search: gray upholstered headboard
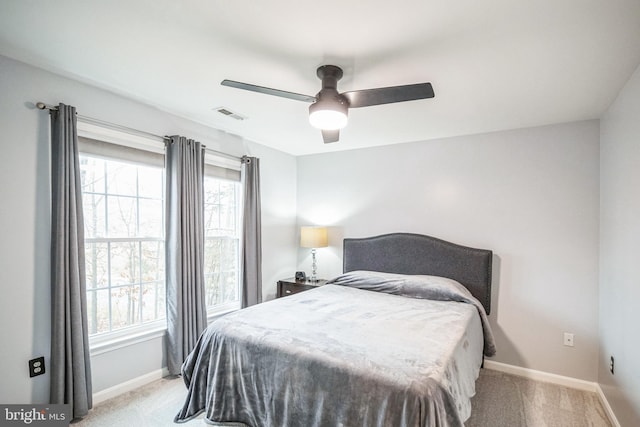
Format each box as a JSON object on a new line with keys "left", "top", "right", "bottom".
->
{"left": 343, "top": 233, "right": 493, "bottom": 314}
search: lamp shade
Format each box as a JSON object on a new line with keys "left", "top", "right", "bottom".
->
{"left": 308, "top": 99, "right": 348, "bottom": 130}
{"left": 309, "top": 109, "right": 348, "bottom": 130}
{"left": 300, "top": 226, "right": 328, "bottom": 248}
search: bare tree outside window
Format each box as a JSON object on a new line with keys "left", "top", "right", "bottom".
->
{"left": 80, "top": 155, "right": 165, "bottom": 335}
{"left": 80, "top": 153, "right": 241, "bottom": 337}
{"left": 203, "top": 177, "right": 241, "bottom": 309}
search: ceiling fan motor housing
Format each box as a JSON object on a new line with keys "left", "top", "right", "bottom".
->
{"left": 317, "top": 65, "right": 343, "bottom": 89}
{"left": 308, "top": 65, "right": 349, "bottom": 130}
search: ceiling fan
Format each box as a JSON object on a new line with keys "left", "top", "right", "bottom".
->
{"left": 221, "top": 65, "right": 435, "bottom": 143}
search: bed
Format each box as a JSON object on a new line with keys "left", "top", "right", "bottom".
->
{"left": 174, "top": 233, "right": 495, "bottom": 427}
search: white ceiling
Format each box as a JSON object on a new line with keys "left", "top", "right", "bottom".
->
{"left": 1, "top": 0, "right": 639, "bottom": 155}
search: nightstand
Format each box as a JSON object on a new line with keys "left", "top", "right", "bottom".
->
{"left": 277, "top": 278, "right": 328, "bottom": 298}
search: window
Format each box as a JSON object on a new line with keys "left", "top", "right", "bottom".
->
{"left": 203, "top": 176, "right": 242, "bottom": 313}
{"left": 80, "top": 154, "right": 166, "bottom": 336}
{"left": 77, "top": 124, "right": 243, "bottom": 344}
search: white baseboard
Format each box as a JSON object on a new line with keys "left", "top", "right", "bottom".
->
{"left": 93, "top": 367, "right": 170, "bottom": 405}
{"left": 483, "top": 360, "right": 596, "bottom": 392}
{"left": 595, "top": 383, "right": 622, "bottom": 427}
{"left": 483, "top": 360, "right": 619, "bottom": 426}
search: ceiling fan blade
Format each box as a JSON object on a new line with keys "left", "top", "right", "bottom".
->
{"left": 321, "top": 129, "right": 340, "bottom": 144}
{"left": 221, "top": 80, "right": 316, "bottom": 103}
{"left": 342, "top": 83, "right": 434, "bottom": 108}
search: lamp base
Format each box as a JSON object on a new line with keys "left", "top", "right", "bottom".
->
{"left": 310, "top": 248, "right": 318, "bottom": 282}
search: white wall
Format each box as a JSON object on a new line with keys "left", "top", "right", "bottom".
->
{"left": 297, "top": 121, "right": 600, "bottom": 381}
{"left": 0, "top": 55, "right": 297, "bottom": 403}
{"left": 599, "top": 63, "right": 640, "bottom": 426}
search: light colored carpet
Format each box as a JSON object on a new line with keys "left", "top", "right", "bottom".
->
{"left": 466, "top": 369, "right": 612, "bottom": 427}
{"left": 73, "top": 375, "right": 192, "bottom": 426}
{"left": 73, "top": 369, "right": 612, "bottom": 426}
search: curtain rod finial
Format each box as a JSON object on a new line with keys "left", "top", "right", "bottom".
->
{"left": 36, "top": 102, "right": 47, "bottom": 110}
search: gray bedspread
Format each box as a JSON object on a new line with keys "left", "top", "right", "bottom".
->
{"left": 175, "top": 277, "right": 492, "bottom": 427}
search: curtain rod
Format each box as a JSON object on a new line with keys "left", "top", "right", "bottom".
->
{"left": 36, "top": 102, "right": 244, "bottom": 162}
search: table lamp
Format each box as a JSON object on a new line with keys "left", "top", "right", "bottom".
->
{"left": 300, "top": 226, "right": 328, "bottom": 282}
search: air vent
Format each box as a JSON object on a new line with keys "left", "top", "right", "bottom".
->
{"left": 213, "top": 106, "right": 246, "bottom": 121}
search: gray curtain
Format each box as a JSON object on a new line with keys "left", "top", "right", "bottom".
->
{"left": 49, "top": 103, "right": 93, "bottom": 419}
{"left": 241, "top": 156, "right": 262, "bottom": 308}
{"left": 165, "top": 136, "right": 207, "bottom": 375}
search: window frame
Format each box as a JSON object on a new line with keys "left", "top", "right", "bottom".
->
{"left": 78, "top": 122, "right": 168, "bottom": 351}
{"left": 202, "top": 159, "right": 243, "bottom": 319}
{"left": 77, "top": 122, "right": 243, "bottom": 352}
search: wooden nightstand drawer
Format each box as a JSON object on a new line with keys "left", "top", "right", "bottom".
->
{"left": 277, "top": 278, "right": 328, "bottom": 298}
{"left": 281, "top": 282, "right": 314, "bottom": 296}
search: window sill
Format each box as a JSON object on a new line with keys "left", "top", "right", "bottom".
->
{"left": 88, "top": 304, "right": 240, "bottom": 357}
{"left": 90, "top": 324, "right": 167, "bottom": 357}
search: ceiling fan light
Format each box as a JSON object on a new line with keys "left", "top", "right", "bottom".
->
{"left": 309, "top": 99, "right": 348, "bottom": 130}
{"left": 309, "top": 109, "right": 348, "bottom": 130}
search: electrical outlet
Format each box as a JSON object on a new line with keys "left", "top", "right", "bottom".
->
{"left": 610, "top": 356, "right": 615, "bottom": 374}
{"left": 563, "top": 332, "right": 574, "bottom": 347}
{"left": 29, "top": 357, "right": 45, "bottom": 377}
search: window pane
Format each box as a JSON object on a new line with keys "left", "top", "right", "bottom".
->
{"left": 139, "top": 199, "right": 163, "bottom": 237}
{"left": 204, "top": 180, "right": 220, "bottom": 203}
{"left": 107, "top": 162, "right": 138, "bottom": 196}
{"left": 219, "top": 181, "right": 235, "bottom": 205}
{"left": 204, "top": 271, "right": 239, "bottom": 306}
{"left": 80, "top": 152, "right": 165, "bottom": 338}
{"left": 205, "top": 237, "right": 239, "bottom": 272}
{"left": 83, "top": 193, "right": 106, "bottom": 238}
{"left": 110, "top": 242, "right": 140, "bottom": 286}
{"left": 87, "top": 289, "right": 110, "bottom": 335}
{"left": 141, "top": 241, "right": 164, "bottom": 283}
{"left": 204, "top": 274, "right": 218, "bottom": 306}
{"left": 204, "top": 203, "right": 221, "bottom": 234}
{"left": 80, "top": 157, "right": 105, "bottom": 194}
{"left": 219, "top": 271, "right": 239, "bottom": 303}
{"left": 137, "top": 166, "right": 163, "bottom": 198}
{"left": 142, "top": 282, "right": 165, "bottom": 322}
{"left": 203, "top": 175, "right": 241, "bottom": 311}
{"left": 107, "top": 195, "right": 138, "bottom": 237}
{"left": 85, "top": 242, "right": 108, "bottom": 289}
{"left": 111, "top": 285, "right": 141, "bottom": 329}
{"left": 204, "top": 237, "right": 222, "bottom": 275}
{"left": 219, "top": 204, "right": 236, "bottom": 235}
{"left": 221, "top": 238, "right": 239, "bottom": 270}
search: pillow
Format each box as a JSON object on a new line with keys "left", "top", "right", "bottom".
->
{"left": 326, "top": 270, "right": 476, "bottom": 303}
